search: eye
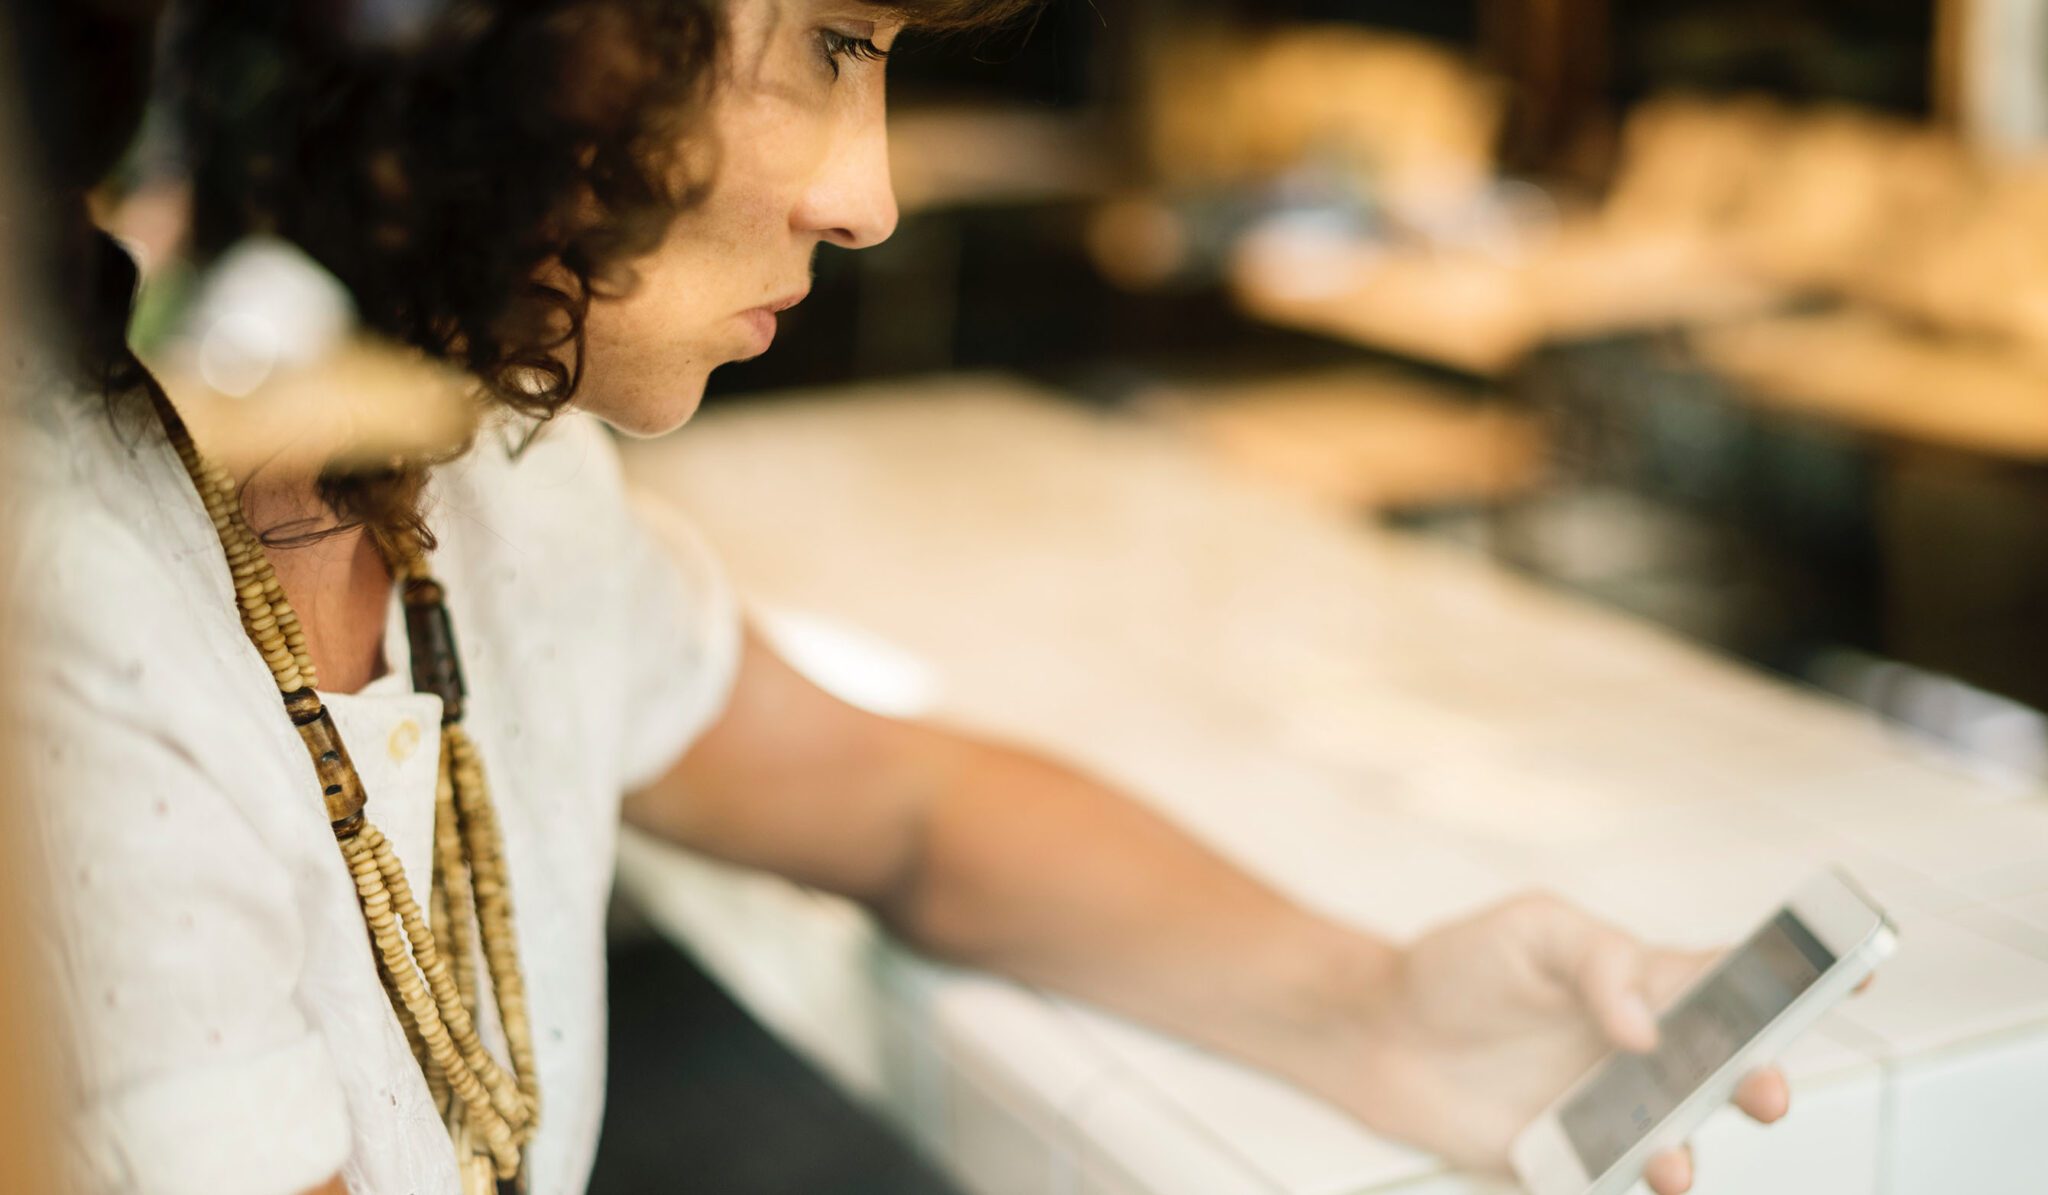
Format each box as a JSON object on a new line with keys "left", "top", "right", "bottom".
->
{"left": 819, "top": 28, "right": 889, "bottom": 80}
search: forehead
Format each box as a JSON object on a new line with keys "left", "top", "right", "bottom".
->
{"left": 728, "top": 0, "right": 909, "bottom": 32}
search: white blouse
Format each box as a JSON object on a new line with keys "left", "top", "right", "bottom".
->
{"left": 6, "top": 365, "right": 742, "bottom": 1195}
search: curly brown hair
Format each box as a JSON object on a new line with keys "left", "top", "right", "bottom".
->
{"left": 39, "top": 0, "right": 1035, "bottom": 550}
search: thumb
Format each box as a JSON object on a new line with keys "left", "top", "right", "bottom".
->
{"left": 1574, "top": 929, "right": 1661, "bottom": 1053}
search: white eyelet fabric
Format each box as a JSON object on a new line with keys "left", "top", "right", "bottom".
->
{"left": 5, "top": 366, "right": 742, "bottom": 1195}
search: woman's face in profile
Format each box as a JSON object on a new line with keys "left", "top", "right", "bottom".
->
{"left": 572, "top": 0, "right": 904, "bottom": 435}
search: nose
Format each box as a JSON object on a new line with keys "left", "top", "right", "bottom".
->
{"left": 791, "top": 104, "right": 899, "bottom": 250}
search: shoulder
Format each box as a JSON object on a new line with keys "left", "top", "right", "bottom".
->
{"left": 9, "top": 497, "right": 202, "bottom": 670}
{"left": 7, "top": 400, "right": 199, "bottom": 660}
{"left": 428, "top": 409, "right": 743, "bottom": 789}
{"left": 446, "top": 409, "right": 634, "bottom": 523}
{"left": 2, "top": 384, "right": 281, "bottom": 792}
{"left": 427, "top": 411, "right": 644, "bottom": 571}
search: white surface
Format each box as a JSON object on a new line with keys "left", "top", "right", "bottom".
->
{"left": 1684, "top": 1071, "right": 1884, "bottom": 1195}
{"left": 1884, "top": 1027, "right": 2048, "bottom": 1194}
{"left": 614, "top": 378, "right": 2048, "bottom": 1195}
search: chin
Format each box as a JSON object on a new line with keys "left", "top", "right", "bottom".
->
{"left": 576, "top": 369, "right": 711, "bottom": 439}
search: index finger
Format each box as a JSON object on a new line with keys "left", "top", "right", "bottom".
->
{"left": 1644, "top": 950, "right": 1716, "bottom": 1010}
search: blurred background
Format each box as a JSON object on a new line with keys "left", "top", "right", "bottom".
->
{"left": 699, "top": 0, "right": 2048, "bottom": 778}
{"left": 76, "top": 0, "right": 2048, "bottom": 815}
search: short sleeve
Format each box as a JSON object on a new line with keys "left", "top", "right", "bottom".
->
{"left": 12, "top": 514, "right": 350, "bottom": 1195}
{"left": 615, "top": 487, "right": 745, "bottom": 795}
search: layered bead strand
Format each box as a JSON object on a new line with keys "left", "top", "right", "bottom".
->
{"left": 389, "top": 539, "right": 545, "bottom": 1157}
{"left": 152, "top": 398, "right": 319, "bottom": 692}
{"left": 148, "top": 388, "right": 539, "bottom": 1192}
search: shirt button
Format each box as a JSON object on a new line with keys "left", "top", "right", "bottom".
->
{"left": 389, "top": 718, "right": 422, "bottom": 763}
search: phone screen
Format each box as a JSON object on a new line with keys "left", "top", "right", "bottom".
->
{"left": 1558, "top": 910, "right": 1836, "bottom": 1176}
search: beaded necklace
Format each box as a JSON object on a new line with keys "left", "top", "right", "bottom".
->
{"left": 147, "top": 387, "right": 540, "bottom": 1194}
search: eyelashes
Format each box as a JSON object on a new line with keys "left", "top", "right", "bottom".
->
{"left": 820, "top": 29, "right": 889, "bottom": 80}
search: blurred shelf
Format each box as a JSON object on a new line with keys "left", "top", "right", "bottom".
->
{"left": 1133, "top": 367, "right": 1541, "bottom": 512}
{"left": 1228, "top": 227, "right": 1787, "bottom": 378}
{"left": 1692, "top": 311, "right": 2048, "bottom": 464}
{"left": 891, "top": 107, "right": 1123, "bottom": 214}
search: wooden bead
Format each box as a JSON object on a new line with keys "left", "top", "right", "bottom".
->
{"left": 287, "top": 693, "right": 367, "bottom": 832}
{"left": 403, "top": 580, "right": 466, "bottom": 721}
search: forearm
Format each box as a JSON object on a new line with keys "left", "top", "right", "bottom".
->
{"left": 636, "top": 629, "right": 1396, "bottom": 1090}
{"left": 876, "top": 726, "right": 1399, "bottom": 1087}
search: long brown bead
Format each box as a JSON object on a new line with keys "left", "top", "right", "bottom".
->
{"left": 404, "top": 579, "right": 466, "bottom": 722}
{"left": 286, "top": 689, "right": 368, "bottom": 834}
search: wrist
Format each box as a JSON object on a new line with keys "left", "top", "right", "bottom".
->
{"left": 1259, "top": 920, "right": 1406, "bottom": 1098}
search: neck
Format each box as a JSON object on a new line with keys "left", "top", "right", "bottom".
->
{"left": 239, "top": 468, "right": 394, "bottom": 695}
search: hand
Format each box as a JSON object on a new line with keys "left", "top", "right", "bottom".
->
{"left": 1316, "top": 893, "right": 1790, "bottom": 1194}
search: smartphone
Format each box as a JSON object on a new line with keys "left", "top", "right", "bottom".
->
{"left": 1511, "top": 869, "right": 1896, "bottom": 1195}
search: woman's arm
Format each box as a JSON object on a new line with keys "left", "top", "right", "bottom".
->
{"left": 626, "top": 628, "right": 1377, "bottom": 1063}
{"left": 623, "top": 628, "right": 1784, "bottom": 1189}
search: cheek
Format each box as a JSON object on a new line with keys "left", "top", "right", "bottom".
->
{"left": 672, "top": 177, "right": 789, "bottom": 270}
{"left": 648, "top": 117, "right": 806, "bottom": 300}
{"left": 571, "top": 279, "right": 716, "bottom": 434}
{"left": 707, "top": 82, "right": 833, "bottom": 234}
{"left": 559, "top": 89, "right": 825, "bottom": 432}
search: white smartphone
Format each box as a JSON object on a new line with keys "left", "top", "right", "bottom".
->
{"left": 1511, "top": 869, "right": 1896, "bottom": 1195}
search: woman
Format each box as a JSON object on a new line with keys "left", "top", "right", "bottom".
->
{"left": 10, "top": 2, "right": 1789, "bottom": 1193}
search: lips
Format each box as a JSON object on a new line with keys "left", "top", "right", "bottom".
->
{"left": 733, "top": 287, "right": 809, "bottom": 357}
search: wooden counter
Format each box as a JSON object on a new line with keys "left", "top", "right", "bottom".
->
{"left": 617, "top": 376, "right": 2048, "bottom": 1195}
